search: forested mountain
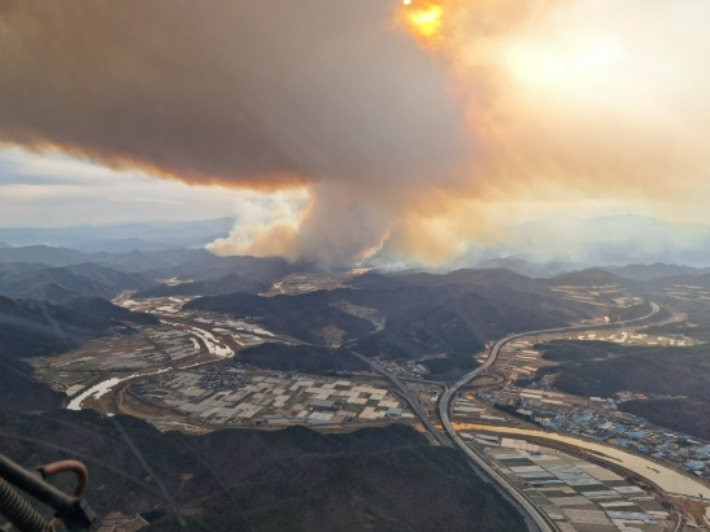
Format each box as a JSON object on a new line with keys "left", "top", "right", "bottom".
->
{"left": 187, "top": 271, "right": 599, "bottom": 358}
{"left": 0, "top": 295, "right": 151, "bottom": 411}
{"left": 0, "top": 263, "right": 156, "bottom": 303}
{"left": 135, "top": 273, "right": 267, "bottom": 298}
{"left": 0, "top": 412, "right": 526, "bottom": 532}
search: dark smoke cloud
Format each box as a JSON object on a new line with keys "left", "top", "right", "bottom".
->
{"left": 0, "top": 0, "right": 469, "bottom": 189}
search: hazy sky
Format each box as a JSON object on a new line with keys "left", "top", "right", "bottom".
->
{"left": 2, "top": 0, "right": 710, "bottom": 266}
{"left": 0, "top": 148, "right": 241, "bottom": 226}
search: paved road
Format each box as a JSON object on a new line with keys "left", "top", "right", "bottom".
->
{"left": 352, "top": 353, "right": 452, "bottom": 447}
{"left": 438, "top": 301, "right": 660, "bottom": 532}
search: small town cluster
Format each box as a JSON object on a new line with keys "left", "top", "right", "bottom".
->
{"left": 476, "top": 387, "right": 710, "bottom": 482}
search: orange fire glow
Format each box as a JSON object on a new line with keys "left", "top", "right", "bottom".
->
{"left": 400, "top": 1, "right": 443, "bottom": 43}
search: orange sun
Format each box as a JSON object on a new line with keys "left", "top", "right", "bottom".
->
{"left": 400, "top": 1, "right": 443, "bottom": 44}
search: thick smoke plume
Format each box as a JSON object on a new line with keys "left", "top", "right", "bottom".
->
{"left": 2, "top": 0, "right": 710, "bottom": 266}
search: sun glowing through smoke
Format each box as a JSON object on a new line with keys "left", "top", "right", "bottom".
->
{"left": 389, "top": 0, "right": 710, "bottom": 264}
{"left": 401, "top": 1, "right": 443, "bottom": 43}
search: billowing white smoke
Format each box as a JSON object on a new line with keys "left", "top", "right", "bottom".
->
{"left": 210, "top": 182, "right": 392, "bottom": 269}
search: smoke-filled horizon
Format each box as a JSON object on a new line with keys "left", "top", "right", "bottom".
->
{"left": 2, "top": 0, "right": 710, "bottom": 267}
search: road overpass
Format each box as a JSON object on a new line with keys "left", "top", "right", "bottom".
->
{"left": 352, "top": 352, "right": 451, "bottom": 447}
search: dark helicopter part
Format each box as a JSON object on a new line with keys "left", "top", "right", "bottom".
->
{"left": 0, "top": 474, "right": 48, "bottom": 532}
{"left": 0, "top": 453, "right": 95, "bottom": 532}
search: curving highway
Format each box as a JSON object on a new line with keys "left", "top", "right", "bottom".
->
{"left": 438, "top": 301, "right": 660, "bottom": 532}
{"left": 352, "top": 352, "right": 451, "bottom": 447}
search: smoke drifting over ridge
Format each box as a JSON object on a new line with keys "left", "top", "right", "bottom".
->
{"left": 2, "top": 0, "right": 710, "bottom": 267}
{"left": 0, "top": 0, "right": 473, "bottom": 267}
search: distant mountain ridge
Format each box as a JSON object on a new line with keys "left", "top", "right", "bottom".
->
{"left": 7, "top": 214, "right": 710, "bottom": 269}
{"left": 496, "top": 214, "right": 710, "bottom": 266}
{"left": 0, "top": 245, "right": 89, "bottom": 267}
{"left": 472, "top": 257, "right": 580, "bottom": 278}
{"left": 603, "top": 262, "right": 710, "bottom": 280}
{"left": 547, "top": 268, "right": 629, "bottom": 287}
{"left": 0, "top": 245, "right": 210, "bottom": 270}
{"left": 72, "top": 237, "right": 171, "bottom": 254}
{"left": 0, "top": 244, "right": 293, "bottom": 278}
{"left": 0, "top": 217, "right": 235, "bottom": 250}
{"left": 396, "top": 267, "right": 546, "bottom": 293}
{"left": 0, "top": 262, "right": 157, "bottom": 304}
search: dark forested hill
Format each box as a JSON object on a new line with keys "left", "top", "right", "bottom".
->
{"left": 135, "top": 273, "right": 267, "bottom": 298}
{"left": 185, "top": 291, "right": 377, "bottom": 345}
{"left": 536, "top": 340, "right": 627, "bottom": 363}
{"left": 551, "top": 344, "right": 710, "bottom": 400}
{"left": 0, "top": 262, "right": 156, "bottom": 304}
{"left": 0, "top": 296, "right": 112, "bottom": 359}
{"left": 0, "top": 411, "right": 526, "bottom": 532}
{"left": 547, "top": 268, "right": 630, "bottom": 287}
{"left": 149, "top": 254, "right": 292, "bottom": 284}
{"left": 352, "top": 288, "right": 585, "bottom": 359}
{"left": 0, "top": 356, "right": 62, "bottom": 412}
{"left": 604, "top": 263, "right": 710, "bottom": 281}
{"left": 59, "top": 296, "right": 159, "bottom": 325}
{"left": 0, "top": 296, "right": 134, "bottom": 411}
{"left": 186, "top": 273, "right": 599, "bottom": 359}
{"left": 233, "top": 343, "right": 368, "bottom": 373}
{"left": 621, "top": 398, "right": 710, "bottom": 441}
{"left": 397, "top": 268, "right": 544, "bottom": 293}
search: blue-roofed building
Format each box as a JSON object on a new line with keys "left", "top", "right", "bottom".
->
{"left": 685, "top": 461, "right": 705, "bottom": 471}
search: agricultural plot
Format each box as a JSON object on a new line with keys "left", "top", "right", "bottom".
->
{"left": 475, "top": 438, "right": 671, "bottom": 532}
{"left": 135, "top": 370, "right": 415, "bottom": 428}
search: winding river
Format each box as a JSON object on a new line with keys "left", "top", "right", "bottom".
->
{"left": 67, "top": 369, "right": 171, "bottom": 411}
{"left": 67, "top": 323, "right": 234, "bottom": 411}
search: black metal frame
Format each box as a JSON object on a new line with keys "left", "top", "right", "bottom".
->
{"left": 0, "top": 453, "right": 95, "bottom": 532}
